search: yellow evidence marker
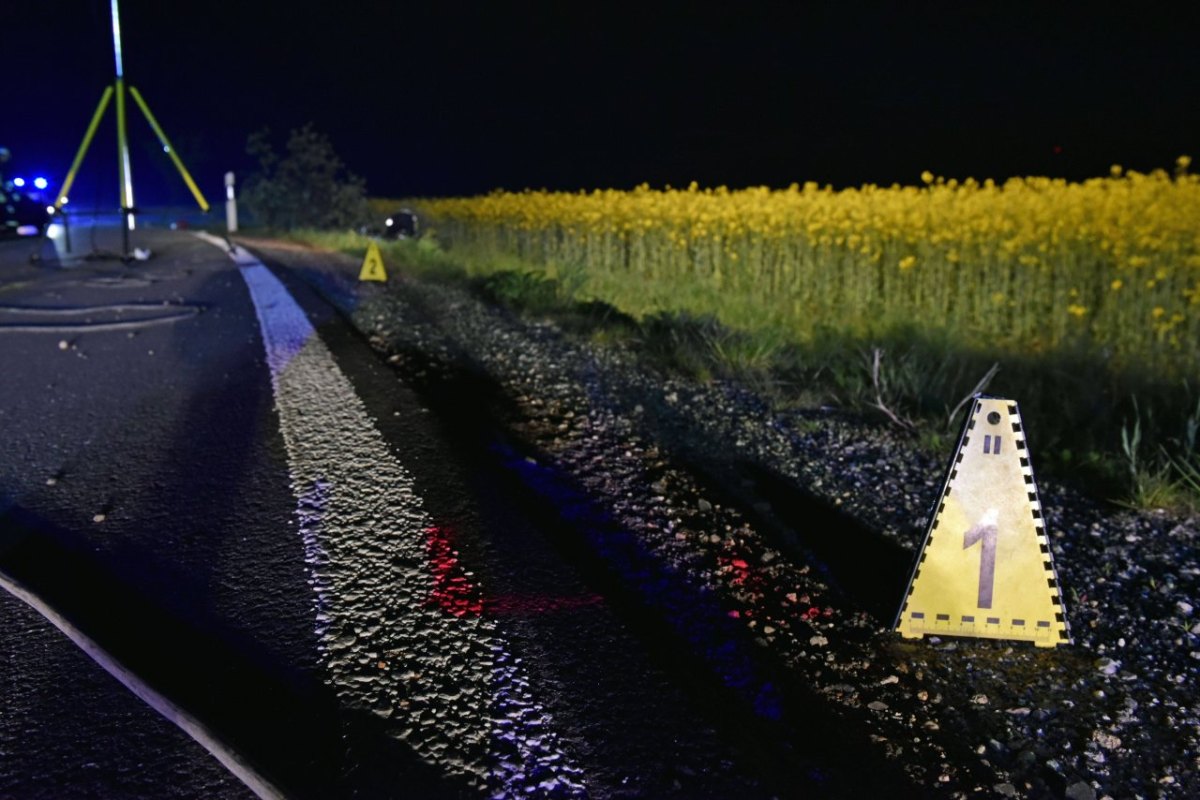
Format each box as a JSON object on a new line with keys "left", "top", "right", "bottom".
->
{"left": 359, "top": 241, "right": 388, "bottom": 282}
{"left": 895, "top": 395, "right": 1070, "bottom": 647}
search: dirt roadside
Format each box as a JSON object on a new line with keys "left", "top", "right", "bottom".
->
{"left": 243, "top": 237, "right": 1200, "bottom": 800}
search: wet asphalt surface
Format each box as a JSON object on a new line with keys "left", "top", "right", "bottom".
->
{"left": 1, "top": 228, "right": 288, "bottom": 797}
{"left": 0, "top": 227, "right": 904, "bottom": 798}
{"left": 3, "top": 226, "right": 1197, "bottom": 799}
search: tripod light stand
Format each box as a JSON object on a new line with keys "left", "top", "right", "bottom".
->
{"left": 55, "top": 0, "right": 210, "bottom": 257}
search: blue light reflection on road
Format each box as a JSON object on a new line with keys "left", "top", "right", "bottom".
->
{"left": 493, "top": 441, "right": 784, "bottom": 722}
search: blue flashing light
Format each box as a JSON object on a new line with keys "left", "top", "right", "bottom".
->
{"left": 33, "top": 177, "right": 48, "bottom": 190}
{"left": 12, "top": 177, "right": 25, "bottom": 187}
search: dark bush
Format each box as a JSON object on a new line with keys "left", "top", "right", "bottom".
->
{"left": 241, "top": 124, "right": 370, "bottom": 230}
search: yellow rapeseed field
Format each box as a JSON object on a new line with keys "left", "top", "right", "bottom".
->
{"left": 411, "top": 159, "right": 1199, "bottom": 376}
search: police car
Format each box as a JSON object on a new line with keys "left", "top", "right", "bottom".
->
{"left": 1, "top": 147, "right": 52, "bottom": 238}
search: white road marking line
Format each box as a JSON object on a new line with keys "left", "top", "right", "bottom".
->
{"left": 224, "top": 240, "right": 586, "bottom": 796}
{"left": 0, "top": 570, "right": 286, "bottom": 800}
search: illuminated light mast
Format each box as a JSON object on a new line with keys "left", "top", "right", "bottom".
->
{"left": 55, "top": 0, "right": 210, "bottom": 259}
{"left": 112, "top": 0, "right": 135, "bottom": 237}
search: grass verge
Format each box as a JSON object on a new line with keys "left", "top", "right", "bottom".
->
{"left": 284, "top": 228, "right": 1200, "bottom": 514}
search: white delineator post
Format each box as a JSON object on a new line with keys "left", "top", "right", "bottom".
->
{"left": 225, "top": 171, "right": 238, "bottom": 233}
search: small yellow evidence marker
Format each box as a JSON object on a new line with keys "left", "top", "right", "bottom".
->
{"left": 895, "top": 395, "right": 1070, "bottom": 648}
{"left": 359, "top": 241, "right": 388, "bottom": 282}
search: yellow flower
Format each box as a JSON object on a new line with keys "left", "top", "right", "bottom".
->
{"left": 411, "top": 162, "right": 1198, "bottom": 379}
{"left": 1152, "top": 307, "right": 1165, "bottom": 318}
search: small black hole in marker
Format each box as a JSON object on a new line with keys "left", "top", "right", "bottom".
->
{"left": 987, "top": 411, "right": 1001, "bottom": 425}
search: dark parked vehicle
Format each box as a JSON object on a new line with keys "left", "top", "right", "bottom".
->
{"left": 382, "top": 208, "right": 418, "bottom": 239}
{"left": 2, "top": 189, "right": 50, "bottom": 238}
{"left": 1, "top": 147, "right": 51, "bottom": 238}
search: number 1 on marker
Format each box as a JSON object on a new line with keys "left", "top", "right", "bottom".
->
{"left": 964, "top": 513, "right": 999, "bottom": 608}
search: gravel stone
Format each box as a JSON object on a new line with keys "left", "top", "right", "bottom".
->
{"left": 1065, "top": 781, "right": 1097, "bottom": 800}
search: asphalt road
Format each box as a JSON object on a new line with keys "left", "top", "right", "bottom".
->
{"left": 0, "top": 227, "right": 295, "bottom": 798}
{"left": 1, "top": 225, "right": 886, "bottom": 798}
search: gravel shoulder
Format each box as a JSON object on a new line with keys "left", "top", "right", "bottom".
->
{"left": 245, "top": 238, "right": 1200, "bottom": 800}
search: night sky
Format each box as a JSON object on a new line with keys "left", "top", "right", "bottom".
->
{"left": 5, "top": 1, "right": 1199, "bottom": 207}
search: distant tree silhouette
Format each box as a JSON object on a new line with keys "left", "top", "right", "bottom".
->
{"left": 242, "top": 124, "right": 370, "bottom": 229}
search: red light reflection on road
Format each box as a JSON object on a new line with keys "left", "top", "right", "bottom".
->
{"left": 423, "top": 526, "right": 602, "bottom": 618}
{"left": 424, "top": 525, "right": 486, "bottom": 617}
{"left": 488, "top": 595, "right": 603, "bottom": 615}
